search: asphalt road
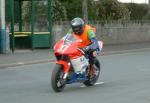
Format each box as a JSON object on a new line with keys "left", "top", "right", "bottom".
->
{"left": 0, "top": 50, "right": 150, "bottom": 103}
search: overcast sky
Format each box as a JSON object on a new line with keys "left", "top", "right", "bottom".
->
{"left": 118, "top": 0, "right": 149, "bottom": 4}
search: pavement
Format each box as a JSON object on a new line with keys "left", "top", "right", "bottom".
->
{"left": 0, "top": 42, "right": 150, "bottom": 68}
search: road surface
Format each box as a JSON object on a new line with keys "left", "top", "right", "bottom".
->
{"left": 0, "top": 50, "right": 150, "bottom": 103}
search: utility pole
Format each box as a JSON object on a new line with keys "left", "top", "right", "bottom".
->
{"left": 148, "top": 0, "right": 150, "bottom": 15}
{"left": 82, "top": 0, "right": 88, "bottom": 23}
{"left": 148, "top": 0, "right": 150, "bottom": 16}
{"left": 0, "top": 0, "right": 6, "bottom": 53}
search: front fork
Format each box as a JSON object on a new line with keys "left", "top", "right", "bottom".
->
{"left": 57, "top": 60, "right": 71, "bottom": 79}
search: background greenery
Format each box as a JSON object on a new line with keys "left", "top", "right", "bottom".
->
{"left": 5, "top": 0, "right": 150, "bottom": 23}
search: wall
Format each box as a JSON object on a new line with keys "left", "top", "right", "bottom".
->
{"left": 96, "top": 21, "right": 150, "bottom": 45}
{"left": 52, "top": 21, "right": 150, "bottom": 45}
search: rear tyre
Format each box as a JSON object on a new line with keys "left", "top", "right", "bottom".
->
{"left": 51, "top": 64, "right": 66, "bottom": 92}
{"left": 84, "top": 58, "right": 100, "bottom": 86}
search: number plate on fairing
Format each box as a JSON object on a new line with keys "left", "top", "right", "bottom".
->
{"left": 71, "top": 56, "right": 89, "bottom": 73}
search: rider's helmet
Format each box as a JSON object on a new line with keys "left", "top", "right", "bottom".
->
{"left": 71, "top": 17, "right": 84, "bottom": 35}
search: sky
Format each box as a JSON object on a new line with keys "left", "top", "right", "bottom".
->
{"left": 118, "top": 0, "right": 149, "bottom": 4}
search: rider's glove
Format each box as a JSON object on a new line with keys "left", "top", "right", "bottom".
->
{"left": 94, "top": 48, "right": 100, "bottom": 56}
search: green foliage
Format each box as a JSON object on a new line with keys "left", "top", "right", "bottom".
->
{"left": 22, "top": 0, "right": 67, "bottom": 21}
{"left": 142, "top": 13, "right": 150, "bottom": 20}
{"left": 125, "top": 3, "right": 148, "bottom": 20}
{"left": 58, "top": 0, "right": 82, "bottom": 20}
{"left": 5, "top": 0, "right": 150, "bottom": 23}
{"left": 6, "top": 0, "right": 67, "bottom": 23}
{"left": 89, "top": 0, "right": 130, "bottom": 20}
{"left": 52, "top": 0, "right": 67, "bottom": 21}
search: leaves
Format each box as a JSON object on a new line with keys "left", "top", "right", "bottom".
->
{"left": 125, "top": 3, "right": 148, "bottom": 20}
{"left": 52, "top": 0, "right": 67, "bottom": 21}
{"left": 89, "top": 0, "right": 130, "bottom": 20}
{"left": 5, "top": 0, "right": 150, "bottom": 24}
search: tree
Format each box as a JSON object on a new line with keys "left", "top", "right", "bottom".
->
{"left": 22, "top": 0, "right": 68, "bottom": 23}
{"left": 58, "top": 0, "right": 82, "bottom": 20}
{"left": 89, "top": 0, "right": 130, "bottom": 20}
{"left": 125, "top": 3, "right": 148, "bottom": 20}
{"left": 52, "top": 0, "right": 67, "bottom": 21}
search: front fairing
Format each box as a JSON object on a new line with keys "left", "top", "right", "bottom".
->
{"left": 54, "top": 34, "right": 83, "bottom": 57}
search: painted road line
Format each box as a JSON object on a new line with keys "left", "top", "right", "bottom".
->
{"left": 80, "top": 82, "right": 104, "bottom": 88}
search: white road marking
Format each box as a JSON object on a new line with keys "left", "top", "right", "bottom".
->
{"left": 17, "top": 62, "right": 24, "bottom": 65}
{"left": 80, "top": 82, "right": 104, "bottom": 88}
{"left": 95, "top": 82, "right": 104, "bottom": 85}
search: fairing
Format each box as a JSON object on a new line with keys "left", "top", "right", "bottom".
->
{"left": 54, "top": 33, "right": 83, "bottom": 58}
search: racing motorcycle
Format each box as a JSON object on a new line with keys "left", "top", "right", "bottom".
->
{"left": 51, "top": 33, "right": 103, "bottom": 92}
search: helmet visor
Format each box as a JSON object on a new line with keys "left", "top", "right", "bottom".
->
{"left": 72, "top": 26, "right": 83, "bottom": 35}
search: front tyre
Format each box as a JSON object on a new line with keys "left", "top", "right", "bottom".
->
{"left": 51, "top": 64, "right": 66, "bottom": 92}
{"left": 84, "top": 58, "right": 100, "bottom": 86}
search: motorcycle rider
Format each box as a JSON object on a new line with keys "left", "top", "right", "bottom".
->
{"left": 68, "top": 17, "right": 100, "bottom": 60}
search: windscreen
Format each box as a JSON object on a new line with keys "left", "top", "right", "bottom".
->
{"left": 63, "top": 33, "right": 77, "bottom": 45}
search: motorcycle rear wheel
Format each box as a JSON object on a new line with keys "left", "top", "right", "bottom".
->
{"left": 84, "top": 59, "right": 100, "bottom": 86}
{"left": 51, "top": 64, "right": 66, "bottom": 92}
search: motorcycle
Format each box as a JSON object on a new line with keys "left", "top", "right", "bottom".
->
{"left": 51, "top": 33, "right": 103, "bottom": 92}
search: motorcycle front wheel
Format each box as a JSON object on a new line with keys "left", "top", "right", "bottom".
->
{"left": 84, "top": 58, "right": 100, "bottom": 86}
{"left": 51, "top": 64, "right": 66, "bottom": 92}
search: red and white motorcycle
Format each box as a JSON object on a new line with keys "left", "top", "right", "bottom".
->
{"left": 51, "top": 33, "right": 103, "bottom": 92}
